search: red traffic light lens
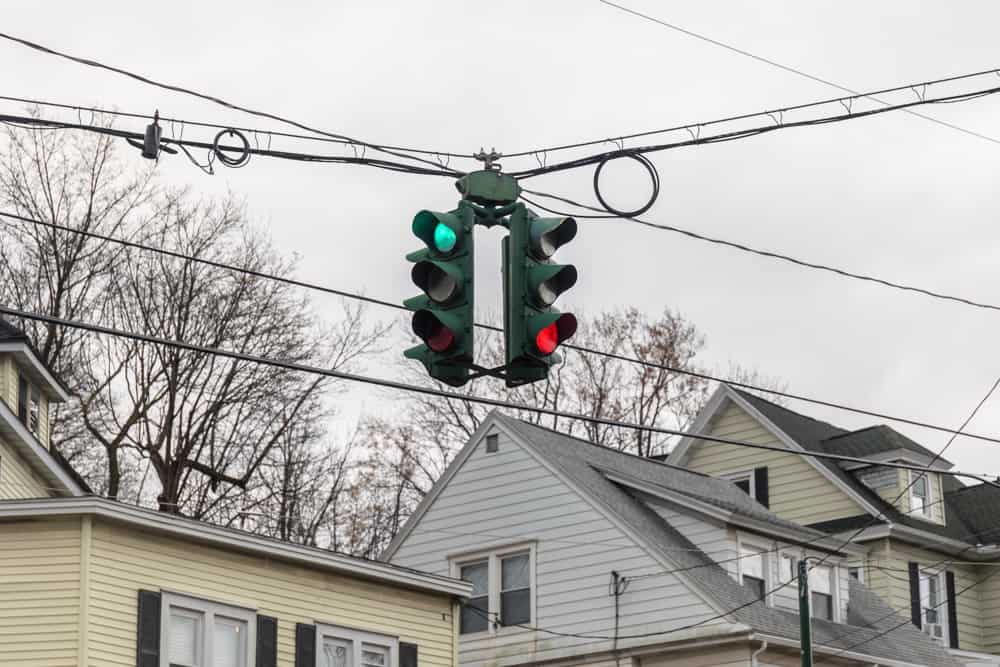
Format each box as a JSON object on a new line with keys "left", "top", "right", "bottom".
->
{"left": 427, "top": 325, "right": 455, "bottom": 352}
{"left": 535, "top": 323, "right": 559, "bottom": 355}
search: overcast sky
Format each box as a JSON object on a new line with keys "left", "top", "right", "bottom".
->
{"left": 5, "top": 0, "right": 1000, "bottom": 476}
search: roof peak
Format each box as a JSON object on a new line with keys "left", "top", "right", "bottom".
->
{"left": 730, "top": 387, "right": 848, "bottom": 433}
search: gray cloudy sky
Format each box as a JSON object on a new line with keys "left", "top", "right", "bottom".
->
{"left": 5, "top": 0, "right": 1000, "bottom": 476}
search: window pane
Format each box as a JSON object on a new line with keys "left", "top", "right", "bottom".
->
{"left": 322, "top": 638, "right": 352, "bottom": 667}
{"left": 460, "top": 561, "right": 488, "bottom": 596}
{"left": 781, "top": 556, "right": 797, "bottom": 583}
{"left": 502, "top": 554, "right": 529, "bottom": 591}
{"left": 740, "top": 546, "right": 764, "bottom": 580}
{"left": 811, "top": 592, "right": 833, "bottom": 620}
{"left": 743, "top": 575, "right": 765, "bottom": 599}
{"left": 169, "top": 609, "right": 202, "bottom": 667}
{"left": 362, "top": 644, "right": 389, "bottom": 667}
{"left": 214, "top": 616, "right": 247, "bottom": 667}
{"left": 501, "top": 588, "right": 530, "bottom": 625}
{"left": 808, "top": 565, "right": 831, "bottom": 595}
{"left": 734, "top": 478, "right": 751, "bottom": 495}
{"left": 460, "top": 596, "right": 488, "bottom": 634}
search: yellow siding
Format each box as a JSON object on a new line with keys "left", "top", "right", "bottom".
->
{"left": 683, "top": 401, "right": 863, "bottom": 524}
{"left": 39, "top": 393, "right": 50, "bottom": 449}
{"left": 0, "top": 434, "right": 51, "bottom": 499}
{"left": 1, "top": 355, "right": 14, "bottom": 411}
{"left": 867, "top": 539, "right": 983, "bottom": 652}
{"left": 0, "top": 516, "right": 81, "bottom": 667}
{"left": 981, "top": 568, "right": 1000, "bottom": 654}
{"left": 86, "top": 519, "right": 455, "bottom": 667}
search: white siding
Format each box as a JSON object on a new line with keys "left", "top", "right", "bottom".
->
{"left": 391, "top": 427, "right": 727, "bottom": 667}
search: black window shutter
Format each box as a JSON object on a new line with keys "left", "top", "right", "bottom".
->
{"left": 400, "top": 642, "right": 418, "bottom": 667}
{"left": 908, "top": 562, "right": 922, "bottom": 629}
{"left": 753, "top": 467, "right": 769, "bottom": 508}
{"left": 946, "top": 571, "right": 959, "bottom": 649}
{"left": 256, "top": 615, "right": 278, "bottom": 667}
{"left": 295, "top": 623, "right": 317, "bottom": 667}
{"left": 136, "top": 590, "right": 162, "bottom": 667}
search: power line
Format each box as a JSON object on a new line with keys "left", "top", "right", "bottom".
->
{"left": 595, "top": 1, "right": 1000, "bottom": 150}
{"left": 523, "top": 187, "right": 1000, "bottom": 314}
{"left": 6, "top": 209, "right": 1000, "bottom": 450}
{"left": 4, "top": 304, "right": 999, "bottom": 490}
{"left": 508, "top": 81, "right": 1000, "bottom": 179}
{"left": 0, "top": 31, "right": 464, "bottom": 175}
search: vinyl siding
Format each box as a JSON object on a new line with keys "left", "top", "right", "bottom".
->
{"left": 1, "top": 356, "right": 15, "bottom": 410}
{"left": 86, "top": 517, "right": 455, "bottom": 667}
{"left": 641, "top": 644, "right": 750, "bottom": 667}
{"left": 867, "top": 539, "right": 983, "bottom": 652}
{"left": 981, "top": 568, "right": 1000, "bottom": 654}
{"left": 0, "top": 434, "right": 50, "bottom": 499}
{"left": 681, "top": 400, "right": 863, "bottom": 524}
{"left": 390, "top": 427, "right": 727, "bottom": 667}
{"left": 0, "top": 516, "right": 81, "bottom": 667}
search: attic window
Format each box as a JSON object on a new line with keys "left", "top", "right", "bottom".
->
{"left": 485, "top": 434, "right": 499, "bottom": 454}
{"left": 16, "top": 376, "right": 41, "bottom": 438}
{"left": 911, "top": 473, "right": 929, "bottom": 516}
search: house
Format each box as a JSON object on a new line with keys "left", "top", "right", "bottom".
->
{"left": 0, "top": 319, "right": 471, "bottom": 667}
{"left": 667, "top": 384, "right": 1000, "bottom": 666}
{"left": 385, "top": 410, "right": 961, "bottom": 667}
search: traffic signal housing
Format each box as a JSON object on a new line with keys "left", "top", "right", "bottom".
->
{"left": 503, "top": 206, "right": 578, "bottom": 387}
{"left": 404, "top": 205, "right": 475, "bottom": 386}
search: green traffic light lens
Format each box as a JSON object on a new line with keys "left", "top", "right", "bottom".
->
{"left": 433, "top": 223, "right": 457, "bottom": 252}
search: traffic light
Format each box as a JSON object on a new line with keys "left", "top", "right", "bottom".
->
{"left": 403, "top": 204, "right": 475, "bottom": 386}
{"left": 503, "top": 205, "right": 578, "bottom": 387}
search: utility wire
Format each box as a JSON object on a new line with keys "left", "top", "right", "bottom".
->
{"left": 4, "top": 304, "right": 999, "bottom": 490}
{"left": 0, "top": 31, "right": 464, "bottom": 175}
{"left": 523, "top": 187, "right": 1000, "bottom": 314}
{"left": 7, "top": 209, "right": 1000, "bottom": 450}
{"left": 595, "top": 1, "right": 1000, "bottom": 150}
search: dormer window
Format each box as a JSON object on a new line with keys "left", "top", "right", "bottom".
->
{"left": 911, "top": 474, "right": 929, "bottom": 516}
{"left": 16, "top": 375, "right": 40, "bottom": 438}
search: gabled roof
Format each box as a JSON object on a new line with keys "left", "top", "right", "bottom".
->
{"left": 0, "top": 319, "right": 29, "bottom": 342}
{"left": 0, "top": 318, "right": 70, "bottom": 401}
{"left": 0, "top": 395, "right": 86, "bottom": 496}
{"left": 723, "top": 389, "right": 994, "bottom": 548}
{"left": 474, "top": 413, "right": 959, "bottom": 666}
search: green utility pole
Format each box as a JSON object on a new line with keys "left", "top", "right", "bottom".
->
{"left": 798, "top": 560, "right": 814, "bottom": 667}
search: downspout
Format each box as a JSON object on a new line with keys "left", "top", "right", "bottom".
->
{"left": 750, "top": 639, "right": 768, "bottom": 667}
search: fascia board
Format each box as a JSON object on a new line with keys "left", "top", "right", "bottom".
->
{"left": 381, "top": 413, "right": 501, "bottom": 561}
{"left": 0, "top": 497, "right": 472, "bottom": 597}
{"left": 0, "top": 342, "right": 71, "bottom": 401}
{"left": 665, "top": 385, "right": 729, "bottom": 465}
{"left": 756, "top": 633, "right": 935, "bottom": 667}
{"left": 0, "top": 397, "right": 82, "bottom": 495}
{"left": 723, "top": 388, "right": 884, "bottom": 518}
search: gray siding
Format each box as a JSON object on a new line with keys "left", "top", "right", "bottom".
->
{"left": 390, "top": 427, "right": 725, "bottom": 667}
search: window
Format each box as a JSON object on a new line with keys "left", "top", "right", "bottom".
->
{"left": 911, "top": 473, "right": 929, "bottom": 516}
{"left": 725, "top": 471, "right": 754, "bottom": 498}
{"left": 780, "top": 555, "right": 798, "bottom": 584}
{"left": 28, "top": 386, "right": 40, "bottom": 437}
{"left": 316, "top": 624, "right": 398, "bottom": 667}
{"left": 485, "top": 434, "right": 499, "bottom": 453}
{"left": 739, "top": 545, "right": 766, "bottom": 599}
{"left": 15, "top": 375, "right": 40, "bottom": 438}
{"left": 460, "top": 561, "right": 489, "bottom": 634}
{"left": 848, "top": 567, "right": 861, "bottom": 581}
{"left": 454, "top": 544, "right": 534, "bottom": 635}
{"left": 16, "top": 375, "right": 28, "bottom": 424}
{"left": 160, "top": 592, "right": 255, "bottom": 667}
{"left": 809, "top": 565, "right": 834, "bottom": 621}
{"left": 920, "top": 572, "right": 945, "bottom": 642}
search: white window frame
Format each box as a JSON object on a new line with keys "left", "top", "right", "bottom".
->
{"left": 449, "top": 542, "right": 536, "bottom": 637}
{"left": 160, "top": 591, "right": 257, "bottom": 667}
{"left": 807, "top": 563, "right": 836, "bottom": 622}
{"left": 721, "top": 469, "right": 756, "bottom": 499}
{"left": 735, "top": 535, "right": 769, "bottom": 603}
{"left": 919, "top": 570, "right": 948, "bottom": 644}
{"left": 909, "top": 470, "right": 930, "bottom": 517}
{"left": 315, "top": 623, "right": 399, "bottom": 667}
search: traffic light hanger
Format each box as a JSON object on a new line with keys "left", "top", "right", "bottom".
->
{"left": 404, "top": 169, "right": 578, "bottom": 388}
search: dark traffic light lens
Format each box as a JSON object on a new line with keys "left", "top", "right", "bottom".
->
{"left": 426, "top": 325, "right": 455, "bottom": 352}
{"left": 412, "top": 310, "right": 457, "bottom": 353}
{"left": 412, "top": 262, "right": 458, "bottom": 304}
{"left": 434, "top": 223, "right": 457, "bottom": 252}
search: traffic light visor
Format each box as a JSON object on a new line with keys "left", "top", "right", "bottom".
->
{"left": 529, "top": 264, "right": 577, "bottom": 307}
{"left": 532, "top": 313, "right": 577, "bottom": 355}
{"left": 529, "top": 217, "right": 577, "bottom": 259}
{"left": 412, "top": 310, "right": 457, "bottom": 353}
{"left": 411, "top": 260, "right": 461, "bottom": 304}
{"left": 413, "top": 210, "right": 461, "bottom": 253}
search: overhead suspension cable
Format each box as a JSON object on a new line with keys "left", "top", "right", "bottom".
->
{"left": 595, "top": 1, "right": 1000, "bottom": 152}
{"left": 522, "top": 188, "right": 1000, "bottom": 314}
{"left": 0, "top": 30, "right": 463, "bottom": 174}
{"left": 6, "top": 209, "right": 1000, "bottom": 449}
{"left": 4, "top": 304, "right": 999, "bottom": 490}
